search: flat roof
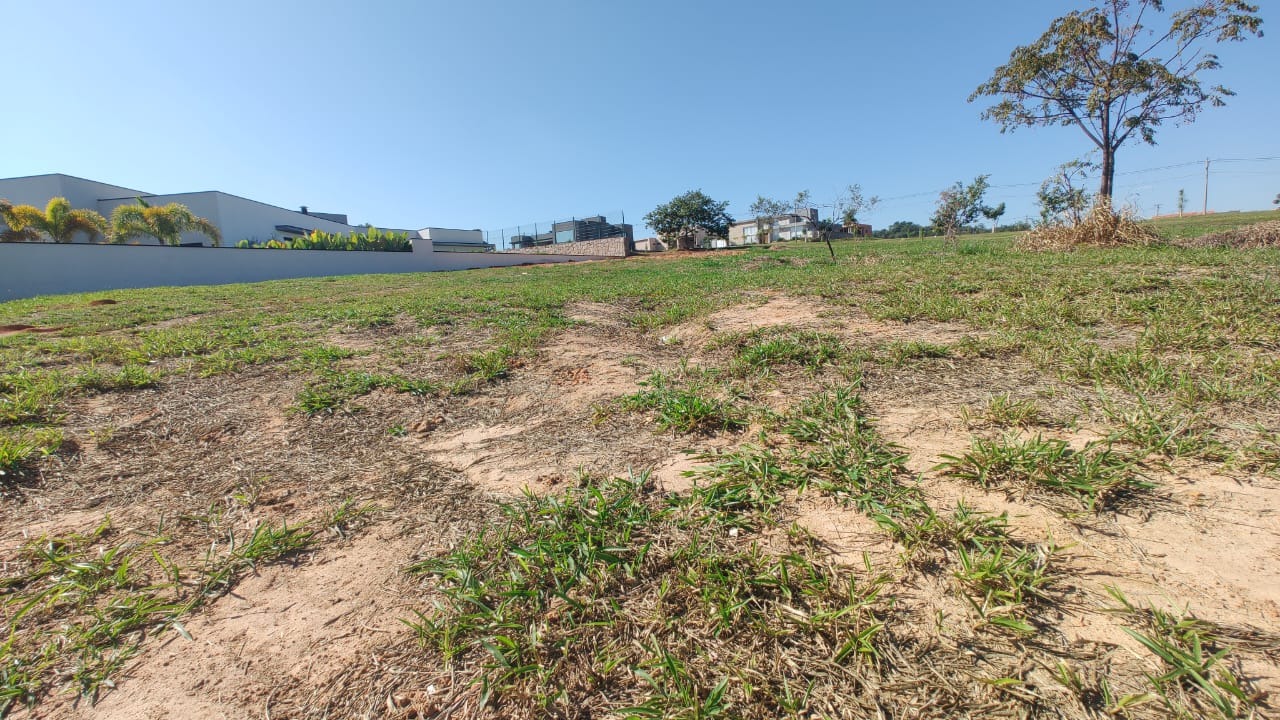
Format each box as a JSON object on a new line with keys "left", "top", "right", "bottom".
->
{"left": 0, "top": 172, "right": 151, "bottom": 196}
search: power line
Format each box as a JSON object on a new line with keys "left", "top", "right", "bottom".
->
{"left": 872, "top": 155, "right": 1277, "bottom": 206}
{"left": 1213, "top": 156, "right": 1280, "bottom": 163}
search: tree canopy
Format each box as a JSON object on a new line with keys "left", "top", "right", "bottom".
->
{"left": 837, "top": 184, "right": 879, "bottom": 229}
{"left": 931, "top": 176, "right": 992, "bottom": 238}
{"left": 749, "top": 196, "right": 789, "bottom": 245}
{"left": 0, "top": 197, "right": 108, "bottom": 243}
{"left": 110, "top": 198, "right": 222, "bottom": 247}
{"left": 873, "top": 220, "right": 927, "bottom": 239}
{"left": 980, "top": 202, "right": 1007, "bottom": 233}
{"left": 970, "top": 0, "right": 1262, "bottom": 199}
{"left": 644, "top": 190, "right": 733, "bottom": 250}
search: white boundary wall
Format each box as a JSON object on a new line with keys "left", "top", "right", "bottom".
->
{"left": 0, "top": 242, "right": 605, "bottom": 302}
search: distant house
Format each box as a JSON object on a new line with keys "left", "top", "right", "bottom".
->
{"left": 728, "top": 208, "right": 821, "bottom": 246}
{"left": 633, "top": 237, "right": 667, "bottom": 252}
{"left": 727, "top": 209, "right": 872, "bottom": 245}
{"left": 420, "top": 227, "right": 493, "bottom": 252}
{"left": 844, "top": 222, "right": 873, "bottom": 238}
{"left": 508, "top": 215, "right": 633, "bottom": 249}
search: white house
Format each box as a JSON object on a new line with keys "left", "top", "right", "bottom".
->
{"left": 0, "top": 173, "right": 475, "bottom": 250}
{"left": 728, "top": 208, "right": 821, "bottom": 246}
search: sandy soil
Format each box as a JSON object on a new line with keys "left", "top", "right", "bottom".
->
{"left": 5, "top": 291, "right": 1277, "bottom": 718}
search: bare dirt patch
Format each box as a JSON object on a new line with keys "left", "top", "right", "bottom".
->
{"left": 0, "top": 324, "right": 64, "bottom": 336}
{"left": 410, "top": 315, "right": 722, "bottom": 496}
{"left": 61, "top": 526, "right": 423, "bottom": 720}
{"left": 662, "top": 291, "right": 980, "bottom": 351}
{"left": 793, "top": 496, "right": 898, "bottom": 565}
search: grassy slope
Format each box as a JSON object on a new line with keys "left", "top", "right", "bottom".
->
{"left": 1143, "top": 209, "right": 1278, "bottom": 238}
{"left": 2, "top": 211, "right": 1279, "bottom": 717}
{"left": 3, "top": 209, "right": 1278, "bottom": 475}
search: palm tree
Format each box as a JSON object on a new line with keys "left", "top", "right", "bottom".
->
{"left": 110, "top": 198, "right": 221, "bottom": 247}
{"left": 0, "top": 200, "right": 31, "bottom": 242}
{"left": 0, "top": 197, "right": 109, "bottom": 243}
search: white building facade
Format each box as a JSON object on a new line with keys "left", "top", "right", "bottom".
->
{"left": 728, "top": 209, "right": 820, "bottom": 246}
{"left": 0, "top": 173, "right": 477, "bottom": 251}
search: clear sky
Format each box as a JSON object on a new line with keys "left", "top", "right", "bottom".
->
{"left": 2, "top": 0, "right": 1276, "bottom": 235}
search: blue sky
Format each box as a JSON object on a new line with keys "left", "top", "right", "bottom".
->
{"left": 3, "top": 0, "right": 1276, "bottom": 235}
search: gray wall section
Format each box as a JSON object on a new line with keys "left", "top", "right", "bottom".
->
{"left": 501, "top": 236, "right": 631, "bottom": 258}
{"left": 0, "top": 243, "right": 605, "bottom": 302}
{"left": 0, "top": 175, "right": 149, "bottom": 211}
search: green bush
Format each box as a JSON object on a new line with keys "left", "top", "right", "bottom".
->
{"left": 238, "top": 227, "right": 412, "bottom": 252}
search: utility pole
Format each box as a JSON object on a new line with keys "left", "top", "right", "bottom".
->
{"left": 1202, "top": 157, "right": 1210, "bottom": 216}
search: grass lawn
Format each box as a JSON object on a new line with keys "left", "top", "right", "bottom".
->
{"left": 1, "top": 214, "right": 1279, "bottom": 718}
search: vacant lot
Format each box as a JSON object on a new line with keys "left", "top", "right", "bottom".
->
{"left": 2, "top": 214, "right": 1279, "bottom": 719}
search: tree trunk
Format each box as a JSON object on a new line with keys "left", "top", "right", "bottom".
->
{"left": 1099, "top": 147, "right": 1116, "bottom": 201}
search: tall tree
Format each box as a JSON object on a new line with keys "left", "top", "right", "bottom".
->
{"left": 0, "top": 197, "right": 108, "bottom": 243}
{"left": 110, "top": 198, "right": 222, "bottom": 246}
{"left": 931, "top": 176, "right": 991, "bottom": 239}
{"left": 970, "top": 0, "right": 1263, "bottom": 199}
{"left": 644, "top": 190, "right": 733, "bottom": 251}
{"left": 749, "top": 196, "right": 788, "bottom": 245}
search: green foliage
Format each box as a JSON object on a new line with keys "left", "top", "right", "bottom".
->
{"left": 241, "top": 227, "right": 412, "bottom": 252}
{"left": 407, "top": 471, "right": 887, "bottom": 716}
{"left": 0, "top": 428, "right": 61, "bottom": 478}
{"left": 643, "top": 190, "right": 734, "bottom": 250}
{"left": 980, "top": 201, "right": 1006, "bottom": 231}
{"left": 937, "top": 434, "right": 1152, "bottom": 511}
{"left": 970, "top": 0, "right": 1263, "bottom": 198}
{"left": 109, "top": 198, "right": 221, "bottom": 247}
{"left": 722, "top": 327, "right": 850, "bottom": 377}
{"left": 837, "top": 183, "right": 879, "bottom": 228}
{"left": 292, "top": 370, "right": 438, "bottom": 415}
{"left": 971, "top": 393, "right": 1042, "bottom": 428}
{"left": 1037, "top": 158, "right": 1096, "bottom": 226}
{"left": 682, "top": 387, "right": 1059, "bottom": 633}
{"left": 873, "top": 220, "right": 928, "bottom": 239}
{"left": 931, "top": 175, "right": 991, "bottom": 238}
{"left": 1107, "top": 588, "right": 1261, "bottom": 718}
{"left": 748, "top": 196, "right": 789, "bottom": 244}
{"left": 618, "top": 372, "right": 748, "bottom": 435}
{"left": 0, "top": 197, "right": 108, "bottom": 243}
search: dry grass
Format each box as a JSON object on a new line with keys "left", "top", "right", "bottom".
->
{"left": 1018, "top": 200, "right": 1163, "bottom": 251}
{"left": 1174, "top": 219, "right": 1280, "bottom": 249}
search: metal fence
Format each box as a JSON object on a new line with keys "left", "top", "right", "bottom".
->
{"left": 483, "top": 210, "right": 630, "bottom": 252}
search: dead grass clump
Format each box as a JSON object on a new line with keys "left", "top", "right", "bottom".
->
{"left": 1176, "top": 219, "right": 1280, "bottom": 249}
{"left": 1017, "top": 200, "right": 1162, "bottom": 251}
